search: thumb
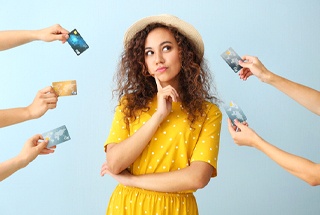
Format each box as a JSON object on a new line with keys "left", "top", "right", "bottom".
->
{"left": 239, "top": 60, "right": 252, "bottom": 69}
{"left": 233, "top": 119, "right": 246, "bottom": 130}
{"left": 54, "top": 34, "right": 68, "bottom": 42}
{"left": 37, "top": 139, "right": 49, "bottom": 150}
{"left": 227, "top": 118, "right": 237, "bottom": 134}
{"left": 39, "top": 86, "right": 53, "bottom": 94}
{"left": 239, "top": 55, "right": 255, "bottom": 67}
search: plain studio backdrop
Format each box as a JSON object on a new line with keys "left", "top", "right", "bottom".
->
{"left": 0, "top": 1, "right": 319, "bottom": 214}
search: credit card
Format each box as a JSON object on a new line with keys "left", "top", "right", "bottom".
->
{"left": 224, "top": 101, "right": 247, "bottom": 126}
{"left": 42, "top": 125, "right": 71, "bottom": 148}
{"left": 52, "top": 80, "right": 77, "bottom": 96}
{"left": 221, "top": 47, "right": 243, "bottom": 73}
{"left": 67, "top": 29, "right": 89, "bottom": 55}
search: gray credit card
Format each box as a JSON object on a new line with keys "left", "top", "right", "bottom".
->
{"left": 221, "top": 47, "right": 243, "bottom": 73}
{"left": 42, "top": 125, "right": 71, "bottom": 148}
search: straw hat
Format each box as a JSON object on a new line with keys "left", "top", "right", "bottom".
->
{"left": 124, "top": 14, "right": 204, "bottom": 57}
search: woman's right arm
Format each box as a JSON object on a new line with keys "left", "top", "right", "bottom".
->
{"left": 106, "top": 77, "right": 179, "bottom": 174}
{"left": 106, "top": 112, "right": 163, "bottom": 174}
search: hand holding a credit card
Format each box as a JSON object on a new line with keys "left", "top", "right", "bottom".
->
{"left": 27, "top": 86, "right": 58, "bottom": 119}
{"left": 227, "top": 117, "right": 259, "bottom": 148}
{"left": 21, "top": 134, "right": 56, "bottom": 160}
{"left": 37, "top": 24, "right": 70, "bottom": 44}
{"left": 0, "top": 134, "right": 56, "bottom": 181}
{"left": 221, "top": 49, "right": 271, "bottom": 82}
{"left": 237, "top": 55, "right": 270, "bottom": 81}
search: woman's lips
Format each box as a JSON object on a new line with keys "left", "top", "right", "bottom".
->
{"left": 156, "top": 67, "right": 168, "bottom": 73}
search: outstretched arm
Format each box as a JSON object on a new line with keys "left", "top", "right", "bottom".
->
{"left": 0, "top": 86, "right": 58, "bottom": 128}
{"left": 0, "top": 134, "right": 55, "bottom": 182}
{"left": 238, "top": 56, "right": 320, "bottom": 115}
{"left": 0, "top": 24, "right": 69, "bottom": 51}
{"left": 101, "top": 161, "right": 213, "bottom": 192}
{"left": 228, "top": 119, "right": 320, "bottom": 186}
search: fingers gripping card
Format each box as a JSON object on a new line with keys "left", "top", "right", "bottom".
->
{"left": 52, "top": 80, "right": 77, "bottom": 96}
{"left": 221, "top": 47, "right": 243, "bottom": 73}
{"left": 42, "top": 125, "right": 71, "bottom": 148}
{"left": 67, "top": 29, "right": 89, "bottom": 55}
{"left": 224, "top": 101, "right": 247, "bottom": 126}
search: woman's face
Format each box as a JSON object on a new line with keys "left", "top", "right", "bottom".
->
{"left": 144, "top": 27, "right": 181, "bottom": 89}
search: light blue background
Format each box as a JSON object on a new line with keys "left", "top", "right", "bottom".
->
{"left": 1, "top": 1, "right": 319, "bottom": 214}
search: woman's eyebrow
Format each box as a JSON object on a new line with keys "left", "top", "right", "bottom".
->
{"left": 145, "top": 41, "right": 173, "bottom": 50}
{"left": 159, "top": 41, "right": 172, "bottom": 46}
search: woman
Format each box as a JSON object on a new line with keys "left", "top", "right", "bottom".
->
{"left": 101, "top": 14, "right": 222, "bottom": 214}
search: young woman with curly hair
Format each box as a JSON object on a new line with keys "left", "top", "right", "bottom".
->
{"left": 101, "top": 14, "right": 222, "bottom": 215}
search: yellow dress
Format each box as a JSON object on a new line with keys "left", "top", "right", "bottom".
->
{"left": 104, "top": 97, "right": 222, "bottom": 215}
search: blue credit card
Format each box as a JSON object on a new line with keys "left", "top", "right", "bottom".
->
{"left": 42, "top": 125, "right": 71, "bottom": 148}
{"left": 221, "top": 47, "right": 243, "bottom": 73}
{"left": 67, "top": 29, "right": 89, "bottom": 56}
{"left": 224, "top": 101, "right": 247, "bottom": 126}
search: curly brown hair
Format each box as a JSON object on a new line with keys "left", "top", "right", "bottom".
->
{"left": 114, "top": 23, "right": 219, "bottom": 127}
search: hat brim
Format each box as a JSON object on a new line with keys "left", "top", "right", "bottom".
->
{"left": 124, "top": 14, "right": 204, "bottom": 57}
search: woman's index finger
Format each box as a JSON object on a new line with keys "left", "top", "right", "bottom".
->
{"left": 154, "top": 76, "right": 162, "bottom": 91}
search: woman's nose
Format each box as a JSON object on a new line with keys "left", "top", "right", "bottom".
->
{"left": 155, "top": 52, "right": 164, "bottom": 64}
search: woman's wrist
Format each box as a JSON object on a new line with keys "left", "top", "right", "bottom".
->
{"left": 13, "top": 155, "right": 28, "bottom": 169}
{"left": 152, "top": 111, "right": 166, "bottom": 124}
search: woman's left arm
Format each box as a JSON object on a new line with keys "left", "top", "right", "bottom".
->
{"left": 101, "top": 161, "right": 214, "bottom": 192}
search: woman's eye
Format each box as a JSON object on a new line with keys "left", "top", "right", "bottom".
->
{"left": 145, "top": 50, "right": 153, "bottom": 56}
{"left": 163, "top": 46, "right": 171, "bottom": 51}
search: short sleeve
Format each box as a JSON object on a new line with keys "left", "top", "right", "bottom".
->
{"left": 191, "top": 104, "right": 222, "bottom": 177}
{"left": 104, "top": 105, "right": 129, "bottom": 149}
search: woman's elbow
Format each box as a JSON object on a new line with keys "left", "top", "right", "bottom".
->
{"left": 306, "top": 176, "right": 320, "bottom": 186}
{"left": 189, "top": 162, "right": 214, "bottom": 189}
{"left": 106, "top": 157, "right": 123, "bottom": 175}
{"left": 108, "top": 165, "right": 122, "bottom": 175}
{"left": 304, "top": 166, "right": 320, "bottom": 186}
{"left": 192, "top": 175, "right": 211, "bottom": 189}
{"left": 308, "top": 181, "right": 320, "bottom": 186}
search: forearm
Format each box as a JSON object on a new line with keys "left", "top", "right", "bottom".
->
{"left": 255, "top": 138, "right": 320, "bottom": 186}
{"left": 0, "top": 107, "right": 32, "bottom": 128}
{"left": 0, "top": 30, "right": 40, "bottom": 51}
{"left": 0, "top": 156, "right": 26, "bottom": 182}
{"left": 267, "top": 73, "right": 320, "bottom": 115}
{"left": 125, "top": 162, "right": 213, "bottom": 192}
{"left": 107, "top": 113, "right": 164, "bottom": 174}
